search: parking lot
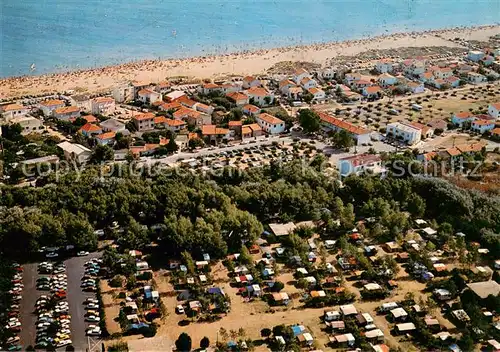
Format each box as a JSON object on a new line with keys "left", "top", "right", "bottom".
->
{"left": 18, "top": 252, "right": 101, "bottom": 351}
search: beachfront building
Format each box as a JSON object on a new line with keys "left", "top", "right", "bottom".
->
{"left": 375, "top": 59, "right": 394, "bottom": 73}
{"left": 256, "top": 113, "right": 285, "bottom": 134}
{"left": 91, "top": 97, "right": 115, "bottom": 115}
{"left": 471, "top": 119, "right": 496, "bottom": 134}
{"left": 386, "top": 122, "right": 422, "bottom": 145}
{"left": 133, "top": 113, "right": 155, "bottom": 132}
{"left": 53, "top": 106, "right": 81, "bottom": 120}
{"left": 338, "top": 154, "right": 384, "bottom": 177}
{"left": 452, "top": 112, "right": 475, "bottom": 127}
{"left": 200, "top": 83, "right": 221, "bottom": 95}
{"left": 226, "top": 92, "right": 249, "bottom": 106}
{"left": 39, "top": 99, "right": 66, "bottom": 117}
{"left": 279, "top": 79, "right": 296, "bottom": 95}
{"left": 317, "top": 111, "right": 371, "bottom": 146}
{"left": 57, "top": 141, "right": 92, "bottom": 164}
{"left": 488, "top": 103, "right": 500, "bottom": 119}
{"left": 0, "top": 103, "right": 29, "bottom": 121}
{"left": 245, "top": 87, "right": 274, "bottom": 106}
{"left": 403, "top": 59, "right": 426, "bottom": 77}
{"left": 10, "top": 116, "right": 43, "bottom": 135}
{"left": 113, "top": 85, "right": 135, "bottom": 103}
{"left": 137, "top": 89, "right": 162, "bottom": 105}
{"left": 242, "top": 76, "right": 261, "bottom": 89}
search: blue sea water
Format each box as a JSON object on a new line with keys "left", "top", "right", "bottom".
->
{"left": 1, "top": 0, "right": 498, "bottom": 77}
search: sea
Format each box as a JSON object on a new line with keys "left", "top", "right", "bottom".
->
{"left": 1, "top": 0, "right": 499, "bottom": 77}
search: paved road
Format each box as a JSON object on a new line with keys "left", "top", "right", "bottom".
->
{"left": 19, "top": 263, "right": 38, "bottom": 349}
{"left": 65, "top": 252, "right": 102, "bottom": 352}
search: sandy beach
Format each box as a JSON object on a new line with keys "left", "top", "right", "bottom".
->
{"left": 0, "top": 25, "right": 498, "bottom": 100}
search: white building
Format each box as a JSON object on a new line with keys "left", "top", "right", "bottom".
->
{"left": 53, "top": 106, "right": 81, "bottom": 120}
{"left": 39, "top": 99, "right": 66, "bottom": 117}
{"left": 293, "top": 68, "right": 310, "bottom": 84}
{"left": 386, "top": 122, "right": 422, "bottom": 145}
{"left": 57, "top": 141, "right": 92, "bottom": 164}
{"left": 467, "top": 72, "right": 487, "bottom": 84}
{"left": 338, "top": 154, "right": 384, "bottom": 177}
{"left": 242, "top": 76, "right": 261, "bottom": 89}
{"left": 245, "top": 87, "right": 274, "bottom": 106}
{"left": 471, "top": 119, "right": 496, "bottom": 134}
{"left": 300, "top": 77, "right": 317, "bottom": 90}
{"left": 70, "top": 94, "right": 92, "bottom": 112}
{"left": 256, "top": 113, "right": 285, "bottom": 134}
{"left": 488, "top": 103, "right": 500, "bottom": 119}
{"left": 308, "top": 88, "right": 325, "bottom": 101}
{"left": 318, "top": 111, "right": 371, "bottom": 146}
{"left": 321, "top": 68, "right": 336, "bottom": 80}
{"left": 137, "top": 89, "right": 162, "bottom": 104}
{"left": 467, "top": 50, "right": 485, "bottom": 62}
{"left": 375, "top": 59, "right": 394, "bottom": 73}
{"left": 91, "top": 97, "right": 115, "bottom": 115}
{"left": 377, "top": 73, "right": 397, "bottom": 87}
{"left": 10, "top": 116, "right": 44, "bottom": 135}
{"left": 113, "top": 85, "right": 134, "bottom": 103}
{"left": 0, "top": 103, "right": 29, "bottom": 121}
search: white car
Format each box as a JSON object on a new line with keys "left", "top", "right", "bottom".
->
{"left": 85, "top": 298, "right": 98, "bottom": 304}
{"left": 85, "top": 315, "right": 100, "bottom": 322}
{"left": 7, "top": 336, "right": 20, "bottom": 344}
{"left": 57, "top": 339, "right": 72, "bottom": 347}
{"left": 77, "top": 251, "right": 90, "bottom": 256}
{"left": 46, "top": 252, "right": 59, "bottom": 258}
{"left": 176, "top": 305, "right": 185, "bottom": 314}
{"left": 86, "top": 303, "right": 99, "bottom": 309}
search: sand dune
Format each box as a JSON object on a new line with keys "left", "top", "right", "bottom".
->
{"left": 0, "top": 25, "right": 498, "bottom": 100}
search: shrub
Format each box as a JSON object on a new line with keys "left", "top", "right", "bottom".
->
{"left": 110, "top": 275, "right": 123, "bottom": 288}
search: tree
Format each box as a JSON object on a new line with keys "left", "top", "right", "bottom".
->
{"left": 188, "top": 137, "right": 204, "bottom": 150}
{"left": 200, "top": 336, "right": 210, "bottom": 349}
{"left": 175, "top": 333, "right": 192, "bottom": 352}
{"left": 90, "top": 144, "right": 114, "bottom": 164}
{"left": 271, "top": 281, "right": 284, "bottom": 292}
{"left": 166, "top": 137, "right": 179, "bottom": 153}
{"left": 298, "top": 109, "right": 320, "bottom": 133}
{"left": 260, "top": 328, "right": 272, "bottom": 338}
{"left": 330, "top": 129, "right": 354, "bottom": 150}
{"left": 181, "top": 251, "right": 196, "bottom": 275}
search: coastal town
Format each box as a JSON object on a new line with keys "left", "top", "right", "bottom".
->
{"left": 0, "top": 26, "right": 500, "bottom": 352}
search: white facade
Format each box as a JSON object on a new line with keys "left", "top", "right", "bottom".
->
{"left": 91, "top": 97, "right": 115, "bottom": 115}
{"left": 488, "top": 104, "right": 500, "bottom": 119}
{"left": 113, "top": 86, "right": 134, "bottom": 103}
{"left": 39, "top": 100, "right": 66, "bottom": 117}
{"left": 256, "top": 113, "right": 285, "bottom": 134}
{"left": 467, "top": 72, "right": 487, "bottom": 84}
{"left": 376, "top": 61, "right": 393, "bottom": 73}
{"left": 471, "top": 120, "right": 496, "bottom": 134}
{"left": 338, "top": 154, "right": 384, "bottom": 177}
{"left": 321, "top": 68, "right": 336, "bottom": 79}
{"left": 378, "top": 74, "right": 397, "bottom": 87}
{"left": 10, "top": 116, "right": 43, "bottom": 135}
{"left": 0, "top": 104, "right": 29, "bottom": 121}
{"left": 294, "top": 69, "right": 310, "bottom": 84}
{"left": 386, "top": 122, "right": 422, "bottom": 145}
{"left": 242, "top": 76, "right": 261, "bottom": 89}
{"left": 57, "top": 141, "right": 91, "bottom": 164}
{"left": 137, "top": 90, "right": 162, "bottom": 104}
{"left": 467, "top": 50, "right": 485, "bottom": 62}
{"left": 300, "top": 77, "right": 317, "bottom": 90}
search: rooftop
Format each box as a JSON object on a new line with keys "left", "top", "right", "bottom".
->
{"left": 466, "top": 280, "right": 500, "bottom": 299}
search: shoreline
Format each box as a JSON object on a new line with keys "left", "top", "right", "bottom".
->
{"left": 0, "top": 24, "right": 498, "bottom": 100}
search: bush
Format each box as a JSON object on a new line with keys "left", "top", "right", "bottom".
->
{"left": 110, "top": 275, "right": 124, "bottom": 288}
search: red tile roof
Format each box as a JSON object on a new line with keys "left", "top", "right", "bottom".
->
{"left": 79, "top": 123, "right": 102, "bottom": 133}
{"left": 258, "top": 113, "right": 283, "bottom": 125}
{"left": 317, "top": 111, "right": 370, "bottom": 136}
{"left": 340, "top": 154, "right": 381, "bottom": 167}
{"left": 133, "top": 112, "right": 155, "bottom": 121}
{"left": 96, "top": 131, "right": 116, "bottom": 140}
{"left": 201, "top": 125, "right": 229, "bottom": 135}
{"left": 55, "top": 106, "right": 79, "bottom": 114}
{"left": 454, "top": 112, "right": 472, "bottom": 119}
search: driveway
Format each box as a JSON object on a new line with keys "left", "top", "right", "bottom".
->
{"left": 65, "top": 252, "right": 102, "bottom": 352}
{"left": 19, "top": 263, "right": 38, "bottom": 349}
